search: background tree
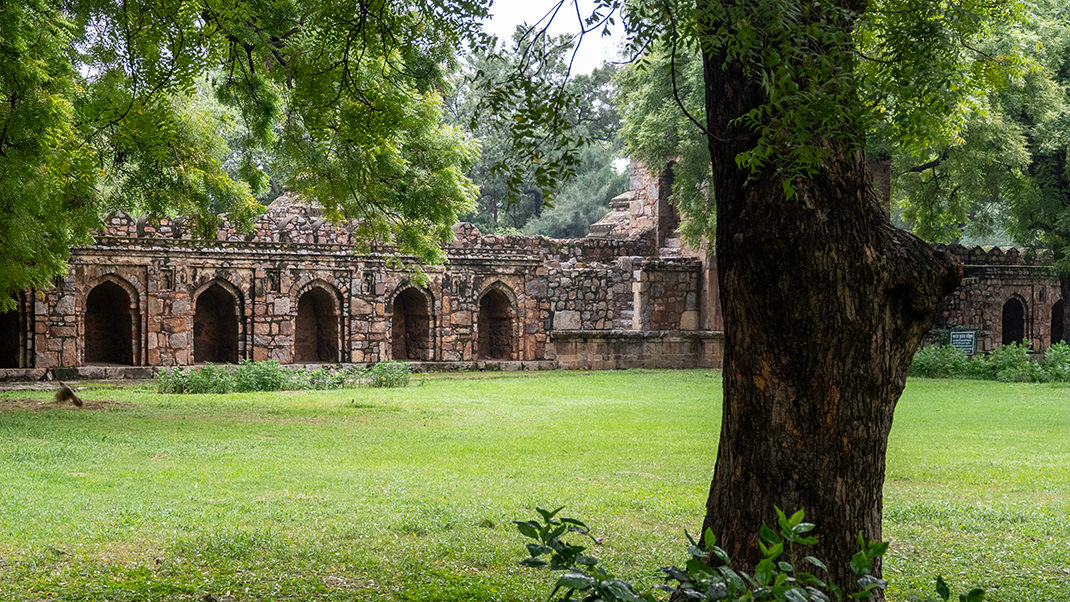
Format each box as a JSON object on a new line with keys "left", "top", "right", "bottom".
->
{"left": 446, "top": 32, "right": 624, "bottom": 235}
{"left": 890, "top": 0, "right": 1070, "bottom": 342}
{"left": 0, "top": 0, "right": 489, "bottom": 309}
{"left": 615, "top": 45, "right": 711, "bottom": 243}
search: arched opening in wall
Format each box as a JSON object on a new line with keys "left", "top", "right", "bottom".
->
{"left": 1052, "top": 299, "right": 1065, "bottom": 345}
{"left": 295, "top": 287, "right": 339, "bottom": 362}
{"left": 478, "top": 289, "right": 514, "bottom": 360}
{"left": 657, "top": 161, "right": 681, "bottom": 247}
{"left": 1002, "top": 298, "right": 1026, "bottom": 346}
{"left": 0, "top": 306, "right": 19, "bottom": 368}
{"left": 391, "top": 288, "right": 430, "bottom": 361}
{"left": 194, "top": 283, "right": 239, "bottom": 363}
{"left": 85, "top": 281, "right": 134, "bottom": 365}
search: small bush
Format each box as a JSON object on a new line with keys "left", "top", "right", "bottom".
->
{"left": 984, "top": 341, "right": 1034, "bottom": 380}
{"left": 234, "top": 359, "right": 289, "bottom": 392}
{"left": 366, "top": 361, "right": 411, "bottom": 388}
{"left": 1043, "top": 341, "right": 1070, "bottom": 381}
{"left": 155, "top": 367, "right": 192, "bottom": 394}
{"left": 908, "top": 345, "right": 968, "bottom": 378}
{"left": 184, "top": 363, "right": 236, "bottom": 394}
{"left": 300, "top": 365, "right": 362, "bottom": 390}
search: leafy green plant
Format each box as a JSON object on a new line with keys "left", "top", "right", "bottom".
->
{"left": 154, "top": 360, "right": 365, "bottom": 393}
{"left": 909, "top": 341, "right": 1070, "bottom": 383}
{"left": 515, "top": 507, "right": 984, "bottom": 602}
{"left": 366, "top": 361, "right": 411, "bottom": 388}
{"left": 1043, "top": 342, "right": 1070, "bottom": 381}
{"left": 909, "top": 345, "right": 969, "bottom": 378}
{"left": 234, "top": 359, "right": 289, "bottom": 392}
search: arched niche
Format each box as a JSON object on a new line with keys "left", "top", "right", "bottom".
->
{"left": 1002, "top": 297, "right": 1026, "bottom": 346}
{"left": 84, "top": 280, "right": 136, "bottom": 365}
{"left": 0, "top": 292, "right": 26, "bottom": 368}
{"left": 1052, "top": 299, "right": 1065, "bottom": 346}
{"left": 294, "top": 284, "right": 341, "bottom": 362}
{"left": 391, "top": 287, "right": 431, "bottom": 361}
{"left": 477, "top": 287, "right": 515, "bottom": 360}
{"left": 194, "top": 281, "right": 241, "bottom": 363}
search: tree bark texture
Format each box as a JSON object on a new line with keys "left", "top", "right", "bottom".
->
{"left": 697, "top": 5, "right": 963, "bottom": 591}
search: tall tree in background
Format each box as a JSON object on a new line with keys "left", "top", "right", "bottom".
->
{"left": 890, "top": 0, "right": 1070, "bottom": 342}
{"left": 0, "top": 0, "right": 487, "bottom": 308}
{"left": 447, "top": 32, "right": 623, "bottom": 235}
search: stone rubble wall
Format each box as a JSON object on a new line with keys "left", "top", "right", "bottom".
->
{"left": 4, "top": 196, "right": 720, "bottom": 375}
{"left": 933, "top": 244, "right": 1061, "bottom": 353}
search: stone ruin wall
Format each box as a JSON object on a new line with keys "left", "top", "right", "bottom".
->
{"left": 933, "top": 244, "right": 1063, "bottom": 353}
{"left": 5, "top": 160, "right": 1061, "bottom": 377}
{"left": 0, "top": 185, "right": 723, "bottom": 378}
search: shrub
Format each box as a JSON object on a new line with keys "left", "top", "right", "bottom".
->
{"left": 983, "top": 341, "right": 1033, "bottom": 380}
{"left": 515, "top": 506, "right": 984, "bottom": 602}
{"left": 366, "top": 361, "right": 411, "bottom": 388}
{"left": 155, "top": 367, "right": 191, "bottom": 394}
{"left": 907, "top": 340, "right": 1070, "bottom": 383}
{"left": 155, "top": 361, "right": 392, "bottom": 393}
{"left": 233, "top": 359, "right": 291, "bottom": 391}
{"left": 300, "top": 365, "right": 362, "bottom": 390}
{"left": 1043, "top": 341, "right": 1070, "bottom": 381}
{"left": 183, "top": 363, "right": 236, "bottom": 393}
{"left": 908, "top": 345, "right": 968, "bottom": 378}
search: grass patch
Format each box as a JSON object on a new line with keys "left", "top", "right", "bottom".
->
{"left": 0, "top": 371, "right": 1066, "bottom": 601}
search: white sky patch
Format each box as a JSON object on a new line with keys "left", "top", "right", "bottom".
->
{"left": 483, "top": 1, "right": 626, "bottom": 75}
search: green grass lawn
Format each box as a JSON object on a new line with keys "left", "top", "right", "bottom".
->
{"left": 0, "top": 371, "right": 1066, "bottom": 601}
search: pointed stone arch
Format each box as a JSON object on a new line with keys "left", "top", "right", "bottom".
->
{"left": 294, "top": 280, "right": 343, "bottom": 363}
{"left": 193, "top": 280, "right": 243, "bottom": 363}
{"left": 1002, "top": 296, "right": 1027, "bottom": 346}
{"left": 84, "top": 276, "right": 139, "bottom": 365}
{"left": 389, "top": 285, "right": 433, "bottom": 361}
{"left": 476, "top": 282, "right": 518, "bottom": 360}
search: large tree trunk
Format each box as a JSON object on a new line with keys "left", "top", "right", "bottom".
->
{"left": 697, "top": 11, "right": 963, "bottom": 593}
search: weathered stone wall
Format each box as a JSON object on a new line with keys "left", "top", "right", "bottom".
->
{"left": 551, "top": 331, "right": 722, "bottom": 370}
{"left": 933, "top": 245, "right": 1061, "bottom": 353}
{"left": 1, "top": 192, "right": 721, "bottom": 376}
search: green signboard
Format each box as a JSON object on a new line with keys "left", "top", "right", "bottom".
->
{"left": 949, "top": 330, "right": 977, "bottom": 356}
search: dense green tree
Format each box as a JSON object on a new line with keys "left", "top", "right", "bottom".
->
{"left": 487, "top": 0, "right": 1023, "bottom": 588}
{"left": 889, "top": 1, "right": 1070, "bottom": 340}
{"left": 615, "top": 45, "right": 710, "bottom": 243}
{"left": 521, "top": 144, "right": 626, "bottom": 238}
{"left": 446, "top": 32, "right": 622, "bottom": 234}
{"left": 0, "top": 0, "right": 487, "bottom": 309}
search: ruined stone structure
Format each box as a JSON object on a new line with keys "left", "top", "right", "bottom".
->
{"left": 0, "top": 164, "right": 723, "bottom": 379}
{"left": 933, "top": 244, "right": 1064, "bottom": 353}
{"left": 5, "top": 158, "right": 1050, "bottom": 381}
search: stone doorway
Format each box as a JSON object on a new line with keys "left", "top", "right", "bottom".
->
{"left": 391, "top": 288, "right": 430, "bottom": 361}
{"left": 1002, "top": 298, "right": 1026, "bottom": 346}
{"left": 295, "top": 287, "right": 339, "bottom": 362}
{"left": 477, "top": 289, "right": 514, "bottom": 360}
{"left": 1053, "top": 299, "right": 1064, "bottom": 345}
{"left": 194, "top": 283, "right": 239, "bottom": 363}
{"left": 85, "top": 281, "right": 135, "bottom": 365}
{"left": 0, "top": 306, "right": 19, "bottom": 368}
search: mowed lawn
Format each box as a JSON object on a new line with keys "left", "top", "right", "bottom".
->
{"left": 0, "top": 371, "right": 1066, "bottom": 602}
